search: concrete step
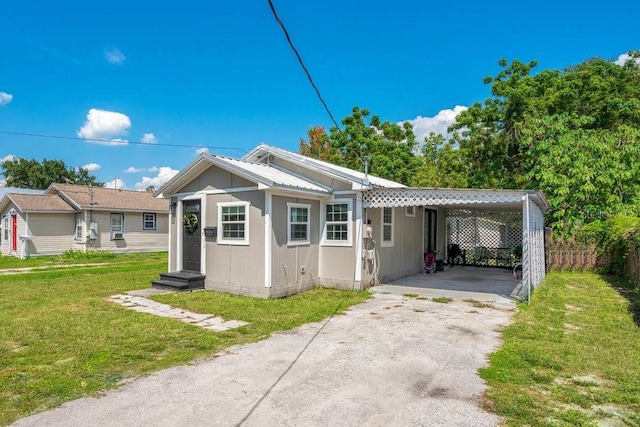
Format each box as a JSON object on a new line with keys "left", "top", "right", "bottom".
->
{"left": 152, "top": 271, "right": 205, "bottom": 291}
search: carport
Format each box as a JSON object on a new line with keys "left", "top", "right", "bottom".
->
{"left": 362, "top": 188, "right": 548, "bottom": 301}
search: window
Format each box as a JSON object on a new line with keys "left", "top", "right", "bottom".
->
{"left": 381, "top": 207, "right": 394, "bottom": 247}
{"left": 110, "top": 213, "right": 124, "bottom": 239}
{"left": 75, "top": 213, "right": 83, "bottom": 240}
{"left": 322, "top": 200, "right": 351, "bottom": 246}
{"left": 287, "top": 203, "right": 310, "bottom": 245}
{"left": 406, "top": 206, "right": 415, "bottom": 217}
{"left": 143, "top": 213, "right": 157, "bottom": 230}
{"left": 218, "top": 202, "right": 250, "bottom": 245}
{"left": 3, "top": 216, "right": 7, "bottom": 241}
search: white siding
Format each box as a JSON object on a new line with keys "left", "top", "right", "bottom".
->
{"left": 87, "top": 211, "right": 168, "bottom": 253}
{"left": 26, "top": 213, "right": 77, "bottom": 255}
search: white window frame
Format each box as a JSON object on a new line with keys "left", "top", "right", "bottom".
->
{"left": 75, "top": 213, "right": 83, "bottom": 240}
{"left": 217, "top": 201, "right": 250, "bottom": 245}
{"left": 406, "top": 206, "right": 415, "bottom": 217}
{"left": 3, "top": 215, "right": 8, "bottom": 241}
{"left": 381, "top": 207, "right": 394, "bottom": 247}
{"left": 143, "top": 212, "right": 157, "bottom": 230}
{"left": 287, "top": 202, "right": 310, "bottom": 246}
{"left": 110, "top": 213, "right": 124, "bottom": 239}
{"left": 321, "top": 199, "right": 352, "bottom": 247}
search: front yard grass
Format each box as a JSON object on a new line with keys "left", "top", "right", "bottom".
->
{"left": 480, "top": 271, "right": 640, "bottom": 426}
{"left": 0, "top": 252, "right": 369, "bottom": 425}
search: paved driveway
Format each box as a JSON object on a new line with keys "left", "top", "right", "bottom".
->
{"left": 13, "top": 293, "right": 513, "bottom": 427}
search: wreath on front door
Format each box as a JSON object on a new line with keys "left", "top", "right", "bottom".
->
{"left": 182, "top": 212, "right": 198, "bottom": 233}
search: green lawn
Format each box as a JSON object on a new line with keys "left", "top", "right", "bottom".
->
{"left": 0, "top": 252, "right": 369, "bottom": 425}
{"left": 480, "top": 271, "right": 640, "bottom": 426}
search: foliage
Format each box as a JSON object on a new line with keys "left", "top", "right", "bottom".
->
{"left": 480, "top": 272, "right": 640, "bottom": 426}
{"left": 298, "top": 126, "right": 336, "bottom": 161}
{"left": 0, "top": 158, "right": 103, "bottom": 189}
{"left": 448, "top": 55, "right": 640, "bottom": 233}
{"left": 320, "top": 106, "right": 422, "bottom": 185}
{"left": 0, "top": 253, "right": 368, "bottom": 424}
{"left": 60, "top": 249, "right": 117, "bottom": 261}
{"left": 576, "top": 214, "right": 640, "bottom": 274}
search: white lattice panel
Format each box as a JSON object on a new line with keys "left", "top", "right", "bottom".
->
{"left": 362, "top": 188, "right": 524, "bottom": 208}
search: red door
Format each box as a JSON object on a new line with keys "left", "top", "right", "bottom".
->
{"left": 11, "top": 215, "right": 17, "bottom": 252}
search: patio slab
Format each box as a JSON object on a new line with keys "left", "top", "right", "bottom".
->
{"left": 374, "top": 266, "right": 519, "bottom": 306}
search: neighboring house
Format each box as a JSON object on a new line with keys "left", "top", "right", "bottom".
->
{"left": 155, "top": 144, "right": 548, "bottom": 298}
{"left": 0, "top": 183, "right": 169, "bottom": 258}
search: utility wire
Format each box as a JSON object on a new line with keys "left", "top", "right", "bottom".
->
{"left": 0, "top": 130, "right": 249, "bottom": 154}
{"left": 267, "top": 0, "right": 341, "bottom": 131}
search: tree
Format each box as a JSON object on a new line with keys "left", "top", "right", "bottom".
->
{"left": 298, "top": 126, "right": 336, "bottom": 161}
{"left": 448, "top": 55, "right": 640, "bottom": 232}
{"left": 1, "top": 158, "right": 104, "bottom": 189}
{"left": 322, "top": 107, "right": 421, "bottom": 185}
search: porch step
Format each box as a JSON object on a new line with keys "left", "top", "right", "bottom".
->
{"left": 151, "top": 271, "right": 205, "bottom": 291}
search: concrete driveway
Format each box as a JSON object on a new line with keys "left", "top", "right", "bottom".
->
{"left": 375, "top": 266, "right": 521, "bottom": 304}
{"left": 13, "top": 293, "right": 513, "bottom": 427}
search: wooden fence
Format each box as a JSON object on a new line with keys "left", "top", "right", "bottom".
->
{"left": 625, "top": 243, "right": 640, "bottom": 284}
{"left": 545, "top": 238, "right": 610, "bottom": 271}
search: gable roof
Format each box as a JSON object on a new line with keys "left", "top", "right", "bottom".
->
{"left": 243, "top": 144, "right": 405, "bottom": 190}
{"left": 48, "top": 183, "right": 169, "bottom": 212}
{"left": 0, "top": 187, "right": 46, "bottom": 199}
{"left": 0, "top": 193, "right": 76, "bottom": 213}
{"left": 156, "top": 153, "right": 332, "bottom": 197}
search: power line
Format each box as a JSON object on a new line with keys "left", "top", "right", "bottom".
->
{"left": 0, "top": 130, "right": 249, "bottom": 154}
{"left": 267, "top": 0, "right": 341, "bottom": 131}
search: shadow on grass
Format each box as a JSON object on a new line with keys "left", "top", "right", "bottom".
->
{"left": 602, "top": 274, "right": 640, "bottom": 327}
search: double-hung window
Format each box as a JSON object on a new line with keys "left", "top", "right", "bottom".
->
{"left": 322, "top": 200, "right": 351, "bottom": 246}
{"left": 143, "top": 213, "right": 157, "bottom": 230}
{"left": 381, "top": 207, "right": 394, "bottom": 247}
{"left": 3, "top": 216, "right": 8, "bottom": 241}
{"left": 218, "top": 202, "right": 250, "bottom": 245}
{"left": 110, "top": 213, "right": 124, "bottom": 239}
{"left": 75, "top": 213, "right": 83, "bottom": 240}
{"left": 287, "top": 203, "right": 310, "bottom": 245}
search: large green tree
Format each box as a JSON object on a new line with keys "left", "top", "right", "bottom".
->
{"left": 1, "top": 158, "right": 103, "bottom": 189}
{"left": 304, "top": 106, "right": 421, "bottom": 185}
{"left": 446, "top": 55, "right": 640, "bottom": 232}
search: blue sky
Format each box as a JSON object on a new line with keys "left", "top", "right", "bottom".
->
{"left": 1, "top": 0, "right": 638, "bottom": 190}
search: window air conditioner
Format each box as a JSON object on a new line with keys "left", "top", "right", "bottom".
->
{"left": 111, "top": 232, "right": 124, "bottom": 240}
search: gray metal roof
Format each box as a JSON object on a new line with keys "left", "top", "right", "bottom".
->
{"left": 243, "top": 144, "right": 406, "bottom": 189}
{"left": 205, "top": 155, "right": 331, "bottom": 194}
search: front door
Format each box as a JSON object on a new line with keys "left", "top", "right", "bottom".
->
{"left": 182, "top": 200, "right": 201, "bottom": 272}
{"left": 11, "top": 214, "right": 17, "bottom": 252}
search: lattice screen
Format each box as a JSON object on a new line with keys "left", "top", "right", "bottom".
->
{"left": 445, "top": 209, "right": 522, "bottom": 266}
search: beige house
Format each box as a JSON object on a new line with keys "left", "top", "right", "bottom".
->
{"left": 155, "top": 144, "right": 548, "bottom": 298}
{"left": 0, "top": 183, "right": 169, "bottom": 258}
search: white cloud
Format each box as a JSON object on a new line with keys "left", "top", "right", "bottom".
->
{"left": 195, "top": 147, "right": 209, "bottom": 156}
{"left": 134, "top": 166, "right": 179, "bottom": 190}
{"left": 0, "top": 92, "right": 13, "bottom": 106}
{"left": 1, "top": 154, "right": 16, "bottom": 163}
{"left": 104, "top": 48, "right": 126, "bottom": 64}
{"left": 403, "top": 105, "right": 468, "bottom": 143}
{"left": 105, "top": 178, "right": 127, "bottom": 190}
{"left": 81, "top": 163, "right": 101, "bottom": 172}
{"left": 141, "top": 133, "right": 158, "bottom": 144}
{"left": 77, "top": 108, "right": 131, "bottom": 145}
{"left": 124, "top": 166, "right": 143, "bottom": 173}
{"left": 614, "top": 52, "right": 640, "bottom": 66}
{"left": 147, "top": 166, "right": 158, "bottom": 173}
{"left": 0, "top": 179, "right": 6, "bottom": 187}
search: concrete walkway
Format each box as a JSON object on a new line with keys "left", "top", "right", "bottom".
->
{"left": 13, "top": 293, "right": 512, "bottom": 427}
{"left": 108, "top": 292, "right": 249, "bottom": 332}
